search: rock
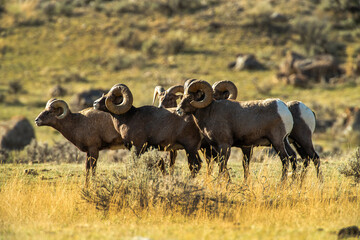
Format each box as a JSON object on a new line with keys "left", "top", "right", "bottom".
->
{"left": 270, "top": 12, "right": 287, "bottom": 22}
{"left": 293, "top": 54, "right": 341, "bottom": 83}
{"left": 231, "top": 54, "right": 265, "bottom": 71}
{"left": 0, "top": 116, "right": 35, "bottom": 150}
{"left": 338, "top": 225, "right": 360, "bottom": 239}
{"left": 71, "top": 89, "right": 106, "bottom": 111}
{"left": 277, "top": 51, "right": 344, "bottom": 87}
{"left": 132, "top": 237, "right": 152, "bottom": 240}
{"left": 49, "top": 85, "right": 67, "bottom": 97}
{"left": 288, "top": 74, "right": 309, "bottom": 88}
{"left": 354, "top": 54, "right": 360, "bottom": 76}
{"left": 333, "top": 107, "right": 360, "bottom": 135}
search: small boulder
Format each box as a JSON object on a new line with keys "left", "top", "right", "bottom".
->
{"left": 0, "top": 116, "right": 35, "bottom": 150}
{"left": 270, "top": 12, "right": 287, "bottom": 22}
{"left": 230, "top": 54, "right": 265, "bottom": 71}
{"left": 333, "top": 107, "right": 360, "bottom": 135}
{"left": 71, "top": 89, "right": 106, "bottom": 111}
{"left": 277, "top": 51, "right": 344, "bottom": 87}
{"left": 49, "top": 85, "right": 67, "bottom": 97}
{"left": 288, "top": 74, "right": 309, "bottom": 88}
{"left": 338, "top": 225, "right": 360, "bottom": 239}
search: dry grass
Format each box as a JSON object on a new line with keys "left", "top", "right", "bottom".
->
{"left": 0, "top": 149, "right": 359, "bottom": 239}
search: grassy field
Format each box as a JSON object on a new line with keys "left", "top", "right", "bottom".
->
{"left": 1, "top": 0, "right": 360, "bottom": 239}
{"left": 0, "top": 149, "right": 360, "bottom": 240}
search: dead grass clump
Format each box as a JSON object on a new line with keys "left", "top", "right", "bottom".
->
{"left": 17, "top": 139, "right": 85, "bottom": 164}
{"left": 81, "top": 149, "right": 250, "bottom": 218}
{"left": 339, "top": 148, "right": 360, "bottom": 183}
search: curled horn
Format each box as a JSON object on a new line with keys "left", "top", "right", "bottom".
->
{"left": 212, "top": 80, "right": 238, "bottom": 100}
{"left": 49, "top": 100, "right": 69, "bottom": 119}
{"left": 186, "top": 80, "right": 213, "bottom": 109}
{"left": 184, "top": 78, "right": 197, "bottom": 89}
{"left": 167, "top": 85, "right": 184, "bottom": 95}
{"left": 46, "top": 98, "right": 57, "bottom": 109}
{"left": 152, "top": 86, "right": 165, "bottom": 105}
{"left": 105, "top": 84, "right": 133, "bottom": 115}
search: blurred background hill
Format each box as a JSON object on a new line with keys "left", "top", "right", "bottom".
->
{"left": 0, "top": 0, "right": 359, "bottom": 153}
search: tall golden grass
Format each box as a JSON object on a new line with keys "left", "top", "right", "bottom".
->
{"left": 0, "top": 150, "right": 359, "bottom": 239}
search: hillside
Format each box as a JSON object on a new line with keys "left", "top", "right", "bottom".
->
{"left": 0, "top": 0, "right": 360, "bottom": 150}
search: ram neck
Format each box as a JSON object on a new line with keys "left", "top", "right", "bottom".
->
{"left": 52, "top": 113, "right": 79, "bottom": 145}
{"left": 192, "top": 107, "right": 211, "bottom": 132}
{"left": 108, "top": 106, "right": 136, "bottom": 128}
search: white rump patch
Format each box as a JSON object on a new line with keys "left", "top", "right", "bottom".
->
{"left": 298, "top": 101, "right": 316, "bottom": 133}
{"left": 276, "top": 100, "right": 293, "bottom": 135}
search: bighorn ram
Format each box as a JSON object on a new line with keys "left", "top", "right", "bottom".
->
{"left": 153, "top": 85, "right": 184, "bottom": 108}
{"left": 176, "top": 80, "right": 297, "bottom": 181}
{"left": 213, "top": 81, "right": 322, "bottom": 180}
{"left": 93, "top": 84, "right": 202, "bottom": 176}
{"left": 35, "top": 99, "right": 123, "bottom": 185}
{"left": 212, "top": 80, "right": 238, "bottom": 100}
{"left": 152, "top": 80, "right": 238, "bottom": 108}
{"left": 152, "top": 81, "right": 237, "bottom": 173}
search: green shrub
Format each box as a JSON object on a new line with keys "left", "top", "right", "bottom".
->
{"left": 113, "top": 1, "right": 147, "bottom": 14}
{"left": 8, "top": 80, "right": 22, "bottom": 94}
{"left": 108, "top": 52, "right": 145, "bottom": 71}
{"left": 0, "top": 149, "right": 9, "bottom": 164}
{"left": 41, "top": 2, "right": 56, "bottom": 19}
{"left": 142, "top": 37, "right": 160, "bottom": 57}
{"left": 0, "top": 0, "right": 5, "bottom": 14}
{"left": 290, "top": 16, "right": 332, "bottom": 55}
{"left": 243, "top": 2, "right": 273, "bottom": 29}
{"left": 0, "top": 92, "right": 5, "bottom": 103}
{"left": 40, "top": 0, "right": 74, "bottom": 19}
{"left": 321, "top": 0, "right": 360, "bottom": 25}
{"left": 52, "top": 71, "right": 88, "bottom": 84}
{"left": 90, "top": 0, "right": 104, "bottom": 12}
{"left": 163, "top": 31, "right": 186, "bottom": 55}
{"left": 116, "top": 30, "right": 143, "bottom": 50}
{"left": 241, "top": 2, "right": 290, "bottom": 42}
{"left": 339, "top": 148, "right": 360, "bottom": 183}
{"left": 55, "top": 1, "right": 74, "bottom": 17}
{"left": 153, "top": 0, "right": 212, "bottom": 16}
